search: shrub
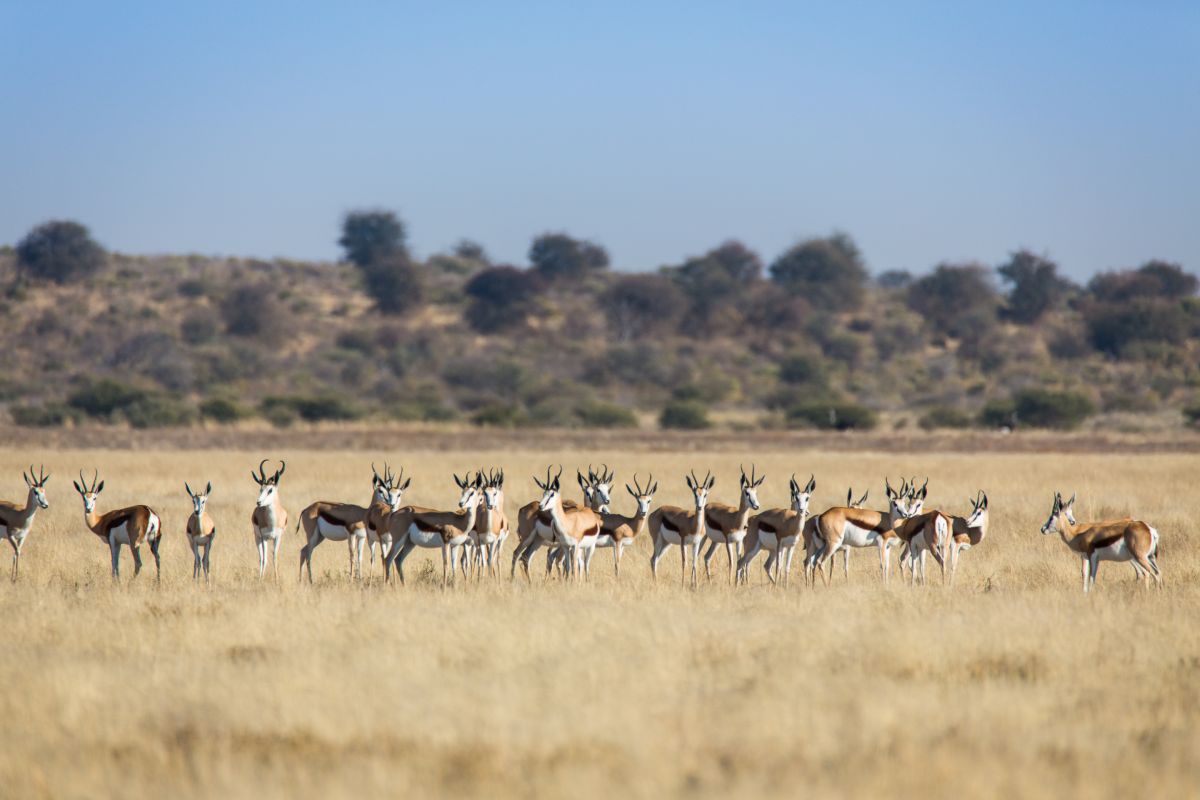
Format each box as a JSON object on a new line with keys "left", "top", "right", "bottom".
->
{"left": 1184, "top": 404, "right": 1200, "bottom": 427}
{"left": 10, "top": 402, "right": 81, "bottom": 427}
{"left": 997, "top": 250, "right": 1073, "bottom": 323}
{"left": 906, "top": 263, "right": 998, "bottom": 337}
{"left": 471, "top": 402, "right": 523, "bottom": 427}
{"left": 15, "top": 220, "right": 106, "bottom": 284}
{"left": 463, "top": 266, "right": 540, "bottom": 333}
{"left": 259, "top": 397, "right": 299, "bottom": 428}
{"left": 180, "top": 311, "right": 218, "bottom": 345}
{"left": 918, "top": 406, "right": 972, "bottom": 430}
{"left": 575, "top": 401, "right": 637, "bottom": 429}
{"left": 786, "top": 401, "right": 877, "bottom": 431}
{"left": 769, "top": 232, "right": 868, "bottom": 311}
{"left": 199, "top": 397, "right": 249, "bottom": 423}
{"left": 659, "top": 400, "right": 711, "bottom": 430}
{"left": 979, "top": 399, "right": 1017, "bottom": 429}
{"left": 277, "top": 394, "right": 362, "bottom": 422}
{"left": 123, "top": 394, "right": 196, "bottom": 428}
{"left": 778, "top": 352, "right": 826, "bottom": 387}
{"left": 529, "top": 233, "right": 609, "bottom": 280}
{"left": 601, "top": 273, "right": 683, "bottom": 340}
{"left": 1011, "top": 388, "right": 1095, "bottom": 430}
{"left": 67, "top": 379, "right": 148, "bottom": 419}
{"left": 177, "top": 278, "right": 209, "bottom": 298}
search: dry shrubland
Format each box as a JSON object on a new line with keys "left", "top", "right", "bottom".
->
{"left": 0, "top": 445, "right": 1197, "bottom": 799}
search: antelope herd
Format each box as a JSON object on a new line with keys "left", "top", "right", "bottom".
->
{"left": 0, "top": 461, "right": 1166, "bottom": 593}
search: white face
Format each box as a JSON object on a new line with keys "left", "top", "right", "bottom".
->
{"left": 690, "top": 482, "right": 710, "bottom": 510}
{"left": 791, "top": 489, "right": 811, "bottom": 515}
{"left": 743, "top": 483, "right": 761, "bottom": 511}
{"left": 373, "top": 481, "right": 390, "bottom": 504}
{"left": 966, "top": 502, "right": 987, "bottom": 529}
{"left": 1041, "top": 496, "right": 1074, "bottom": 534}
{"left": 81, "top": 492, "right": 98, "bottom": 514}
{"left": 256, "top": 483, "right": 277, "bottom": 508}
{"left": 33, "top": 486, "right": 49, "bottom": 509}
{"left": 457, "top": 485, "right": 480, "bottom": 511}
{"left": 483, "top": 485, "right": 502, "bottom": 511}
{"left": 539, "top": 484, "right": 560, "bottom": 512}
{"left": 191, "top": 494, "right": 208, "bottom": 516}
{"left": 386, "top": 487, "right": 405, "bottom": 511}
{"left": 887, "top": 489, "right": 913, "bottom": 518}
{"left": 594, "top": 481, "right": 613, "bottom": 511}
{"left": 636, "top": 494, "right": 653, "bottom": 516}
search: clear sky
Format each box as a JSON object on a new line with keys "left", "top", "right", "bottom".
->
{"left": 2, "top": 1, "right": 1197, "bottom": 279}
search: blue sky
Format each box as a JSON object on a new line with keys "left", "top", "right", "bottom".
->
{"left": 2, "top": 1, "right": 1197, "bottom": 279}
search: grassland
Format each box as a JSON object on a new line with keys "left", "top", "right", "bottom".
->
{"left": 0, "top": 442, "right": 1197, "bottom": 799}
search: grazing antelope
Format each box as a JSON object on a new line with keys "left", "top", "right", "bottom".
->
{"left": 809, "top": 478, "right": 919, "bottom": 585}
{"left": 469, "top": 468, "right": 508, "bottom": 579}
{"left": 296, "top": 465, "right": 400, "bottom": 583}
{"left": 511, "top": 467, "right": 605, "bottom": 581}
{"left": 1, "top": 465, "right": 50, "bottom": 581}
{"left": 649, "top": 470, "right": 714, "bottom": 587}
{"left": 702, "top": 465, "right": 764, "bottom": 583}
{"left": 386, "top": 473, "right": 481, "bottom": 585}
{"left": 73, "top": 470, "right": 162, "bottom": 580}
{"left": 1040, "top": 492, "right": 1161, "bottom": 593}
{"left": 184, "top": 481, "right": 216, "bottom": 582}
{"left": 366, "top": 464, "right": 411, "bottom": 574}
{"left": 947, "top": 491, "right": 989, "bottom": 585}
{"left": 584, "top": 473, "right": 657, "bottom": 578}
{"left": 250, "top": 459, "right": 288, "bottom": 580}
{"left": 739, "top": 474, "right": 815, "bottom": 586}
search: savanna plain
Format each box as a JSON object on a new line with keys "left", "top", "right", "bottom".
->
{"left": 0, "top": 442, "right": 1197, "bottom": 799}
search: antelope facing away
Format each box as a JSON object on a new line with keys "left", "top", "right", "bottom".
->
{"left": 587, "top": 473, "right": 657, "bottom": 578}
{"left": 74, "top": 470, "right": 162, "bottom": 580}
{"left": 185, "top": 481, "right": 216, "bottom": 582}
{"left": 386, "top": 473, "right": 481, "bottom": 585}
{"left": 739, "top": 473, "right": 815, "bottom": 586}
{"left": 1040, "top": 492, "right": 1161, "bottom": 592}
{"left": 809, "top": 478, "right": 919, "bottom": 586}
{"left": 1, "top": 465, "right": 50, "bottom": 581}
{"left": 702, "top": 465, "right": 764, "bottom": 583}
{"left": 649, "top": 470, "right": 714, "bottom": 587}
{"left": 250, "top": 459, "right": 287, "bottom": 580}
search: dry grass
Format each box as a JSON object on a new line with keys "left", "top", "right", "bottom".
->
{"left": 0, "top": 446, "right": 1197, "bottom": 799}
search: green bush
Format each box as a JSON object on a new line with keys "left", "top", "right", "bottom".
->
{"left": 180, "top": 311, "right": 218, "bottom": 345}
{"left": 659, "top": 400, "right": 711, "bottom": 430}
{"left": 778, "top": 353, "right": 826, "bottom": 387}
{"left": 261, "top": 394, "right": 361, "bottom": 423}
{"left": 786, "top": 401, "right": 877, "bottom": 431}
{"left": 1184, "top": 404, "right": 1200, "bottom": 427}
{"left": 575, "top": 401, "right": 637, "bottom": 429}
{"left": 471, "top": 402, "right": 523, "bottom": 427}
{"left": 1013, "top": 388, "right": 1096, "bottom": 430}
{"left": 199, "top": 397, "right": 249, "bottom": 423}
{"left": 67, "top": 379, "right": 147, "bottom": 419}
{"left": 918, "top": 406, "right": 972, "bottom": 431}
{"left": 9, "top": 402, "right": 81, "bottom": 427}
{"left": 123, "top": 394, "right": 196, "bottom": 428}
{"left": 979, "top": 399, "right": 1017, "bottom": 429}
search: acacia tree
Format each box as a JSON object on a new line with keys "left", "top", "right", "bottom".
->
{"left": 601, "top": 273, "right": 684, "bottom": 341}
{"left": 906, "top": 263, "right": 998, "bottom": 337}
{"left": 338, "top": 210, "right": 422, "bottom": 313}
{"left": 997, "top": 250, "right": 1073, "bottom": 323}
{"left": 463, "top": 265, "right": 541, "bottom": 332}
{"left": 528, "top": 233, "right": 609, "bottom": 280}
{"left": 16, "top": 220, "right": 106, "bottom": 283}
{"left": 769, "top": 232, "right": 867, "bottom": 311}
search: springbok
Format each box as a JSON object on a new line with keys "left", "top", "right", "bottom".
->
{"left": 0, "top": 465, "right": 50, "bottom": 581}
{"left": 184, "top": 481, "right": 216, "bottom": 582}
{"left": 802, "top": 487, "right": 868, "bottom": 582}
{"left": 73, "top": 470, "right": 162, "bottom": 580}
{"left": 809, "top": 478, "right": 919, "bottom": 585}
{"left": 512, "top": 467, "right": 605, "bottom": 581}
{"left": 526, "top": 466, "right": 604, "bottom": 580}
{"left": 296, "top": 465, "right": 400, "bottom": 583}
{"left": 1040, "top": 492, "right": 1161, "bottom": 592}
{"left": 366, "top": 464, "right": 411, "bottom": 574}
{"left": 250, "top": 459, "right": 288, "bottom": 580}
{"left": 739, "top": 474, "right": 815, "bottom": 586}
{"left": 584, "top": 473, "right": 657, "bottom": 578}
{"left": 702, "top": 465, "right": 764, "bottom": 583}
{"left": 386, "top": 473, "right": 481, "bottom": 585}
{"left": 895, "top": 509, "right": 952, "bottom": 586}
{"left": 469, "top": 468, "right": 508, "bottom": 579}
{"left": 948, "top": 491, "right": 989, "bottom": 585}
{"left": 649, "top": 470, "right": 714, "bottom": 587}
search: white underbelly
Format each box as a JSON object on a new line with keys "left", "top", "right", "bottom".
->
{"left": 1094, "top": 541, "right": 1131, "bottom": 562}
{"left": 534, "top": 520, "right": 556, "bottom": 542}
{"left": 473, "top": 530, "right": 498, "bottom": 546}
{"left": 594, "top": 534, "right": 615, "bottom": 548}
{"left": 659, "top": 527, "right": 683, "bottom": 545}
{"left": 408, "top": 525, "right": 443, "bottom": 548}
{"left": 109, "top": 523, "right": 131, "bottom": 545}
{"left": 317, "top": 518, "right": 354, "bottom": 541}
{"left": 758, "top": 531, "right": 779, "bottom": 550}
{"left": 256, "top": 526, "right": 283, "bottom": 542}
{"left": 706, "top": 526, "right": 748, "bottom": 545}
{"left": 841, "top": 524, "right": 881, "bottom": 548}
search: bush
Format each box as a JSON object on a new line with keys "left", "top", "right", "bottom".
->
{"left": 123, "top": 394, "right": 196, "bottom": 428}
{"left": 1184, "top": 404, "right": 1200, "bottom": 427}
{"left": 659, "top": 400, "right": 711, "bottom": 430}
{"left": 1012, "top": 388, "right": 1096, "bottom": 430}
{"left": 180, "top": 311, "right": 218, "bottom": 345}
{"left": 778, "top": 352, "right": 826, "bottom": 387}
{"left": 261, "top": 394, "right": 361, "bottom": 423}
{"left": 67, "top": 379, "right": 148, "bottom": 419}
{"left": 9, "top": 402, "right": 81, "bottom": 427}
{"left": 575, "top": 401, "right": 638, "bottom": 429}
{"left": 463, "top": 266, "right": 540, "bottom": 333}
{"left": 786, "top": 401, "right": 877, "bottom": 431}
{"left": 918, "top": 406, "right": 972, "bottom": 430}
{"left": 471, "top": 402, "right": 523, "bottom": 427}
{"left": 16, "top": 220, "right": 106, "bottom": 284}
{"left": 769, "top": 232, "right": 868, "bottom": 311}
{"left": 979, "top": 399, "right": 1017, "bottom": 429}
{"left": 906, "top": 263, "right": 998, "bottom": 337}
{"left": 199, "top": 397, "right": 249, "bottom": 423}
{"left": 529, "top": 233, "right": 609, "bottom": 279}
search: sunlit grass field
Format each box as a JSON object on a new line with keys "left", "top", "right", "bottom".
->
{"left": 0, "top": 446, "right": 1196, "bottom": 799}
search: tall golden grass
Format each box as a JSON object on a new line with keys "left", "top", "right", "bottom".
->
{"left": 0, "top": 446, "right": 1196, "bottom": 799}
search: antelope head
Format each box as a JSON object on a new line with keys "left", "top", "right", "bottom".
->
{"left": 789, "top": 473, "right": 816, "bottom": 515}
{"left": 591, "top": 464, "right": 615, "bottom": 512}
{"left": 740, "top": 464, "right": 765, "bottom": 511}
{"left": 73, "top": 469, "right": 105, "bottom": 515}
{"left": 536, "top": 466, "right": 565, "bottom": 512}
{"left": 885, "top": 478, "right": 915, "bottom": 519}
{"left": 685, "top": 469, "right": 715, "bottom": 512}
{"left": 965, "top": 490, "right": 989, "bottom": 529}
{"left": 482, "top": 468, "right": 504, "bottom": 511}
{"left": 251, "top": 459, "right": 285, "bottom": 508}
{"left": 1040, "top": 491, "right": 1075, "bottom": 535}
{"left": 846, "top": 487, "right": 869, "bottom": 508}
{"left": 625, "top": 473, "right": 658, "bottom": 517}
{"left": 185, "top": 481, "right": 213, "bottom": 517}
{"left": 23, "top": 464, "right": 50, "bottom": 509}
{"left": 454, "top": 472, "right": 481, "bottom": 511}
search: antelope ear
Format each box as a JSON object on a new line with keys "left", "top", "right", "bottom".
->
{"left": 96, "top": 481, "right": 105, "bottom": 493}
{"left": 74, "top": 481, "right": 83, "bottom": 494}
{"left": 185, "top": 482, "right": 193, "bottom": 497}
{"left": 981, "top": 493, "right": 987, "bottom": 509}
{"left": 805, "top": 476, "right": 816, "bottom": 493}
{"left": 206, "top": 481, "right": 213, "bottom": 495}
{"left": 858, "top": 491, "right": 869, "bottom": 506}
{"left": 627, "top": 484, "right": 636, "bottom": 498}
{"left": 1066, "top": 493, "right": 1075, "bottom": 507}
{"left": 401, "top": 478, "right": 411, "bottom": 490}
{"left": 918, "top": 486, "right": 927, "bottom": 500}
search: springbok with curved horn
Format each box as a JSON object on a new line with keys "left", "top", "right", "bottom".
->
{"left": 739, "top": 474, "right": 815, "bottom": 586}
{"left": 366, "top": 464, "right": 411, "bottom": 574}
{"left": 584, "top": 473, "right": 657, "bottom": 578}
{"left": 296, "top": 464, "right": 401, "bottom": 583}
{"left": 386, "top": 473, "right": 482, "bottom": 585}
{"left": 250, "top": 459, "right": 288, "bottom": 580}
{"left": 1040, "top": 492, "right": 1161, "bottom": 592}
{"left": 469, "top": 468, "right": 508, "bottom": 579}
{"left": 511, "top": 467, "right": 604, "bottom": 581}
{"left": 649, "top": 470, "right": 714, "bottom": 587}
{"left": 802, "top": 486, "right": 868, "bottom": 584}
{"left": 948, "top": 491, "right": 989, "bottom": 585}
{"left": 702, "top": 464, "right": 764, "bottom": 583}
{"left": 0, "top": 465, "right": 50, "bottom": 581}
{"left": 185, "top": 481, "right": 216, "bottom": 582}
{"left": 809, "top": 477, "right": 919, "bottom": 585}
{"left": 74, "top": 470, "right": 162, "bottom": 580}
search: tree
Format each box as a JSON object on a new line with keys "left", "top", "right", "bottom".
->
{"left": 528, "top": 233, "right": 609, "bottom": 279}
{"left": 1082, "top": 260, "right": 1198, "bottom": 356}
{"left": 706, "top": 239, "right": 762, "bottom": 282}
{"left": 769, "top": 232, "right": 868, "bottom": 311}
{"left": 16, "top": 220, "right": 106, "bottom": 284}
{"left": 906, "top": 263, "right": 998, "bottom": 337}
{"left": 1088, "top": 260, "right": 1197, "bottom": 303}
{"left": 997, "top": 250, "right": 1073, "bottom": 323}
{"left": 463, "top": 265, "right": 541, "bottom": 333}
{"left": 601, "top": 273, "right": 683, "bottom": 340}
{"left": 338, "top": 209, "right": 422, "bottom": 314}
